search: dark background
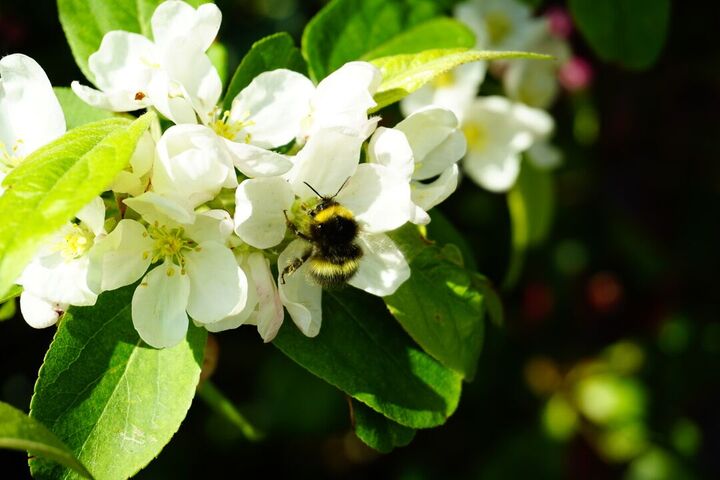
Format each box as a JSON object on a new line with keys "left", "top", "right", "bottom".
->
{"left": 1, "top": 0, "right": 718, "bottom": 478}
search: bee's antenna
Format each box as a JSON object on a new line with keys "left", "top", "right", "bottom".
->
{"left": 332, "top": 177, "right": 351, "bottom": 198}
{"left": 303, "top": 182, "right": 323, "bottom": 198}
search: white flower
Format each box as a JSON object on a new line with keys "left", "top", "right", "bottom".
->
{"left": 455, "top": 0, "right": 537, "bottom": 53}
{"left": 369, "top": 107, "right": 467, "bottom": 224}
{"left": 503, "top": 19, "right": 572, "bottom": 109}
{"left": 71, "top": 1, "right": 222, "bottom": 124}
{"left": 0, "top": 54, "right": 66, "bottom": 194}
{"left": 297, "top": 62, "right": 382, "bottom": 143}
{"left": 18, "top": 197, "right": 105, "bottom": 328}
{"left": 461, "top": 96, "right": 553, "bottom": 192}
{"left": 400, "top": 62, "right": 485, "bottom": 123}
{"left": 90, "top": 198, "right": 245, "bottom": 348}
{"left": 233, "top": 128, "right": 413, "bottom": 337}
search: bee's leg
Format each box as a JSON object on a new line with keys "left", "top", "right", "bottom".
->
{"left": 283, "top": 210, "right": 312, "bottom": 241}
{"left": 281, "top": 249, "right": 312, "bottom": 284}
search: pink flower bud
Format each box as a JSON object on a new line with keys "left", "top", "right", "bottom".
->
{"left": 559, "top": 56, "right": 594, "bottom": 92}
{"left": 545, "top": 6, "right": 573, "bottom": 39}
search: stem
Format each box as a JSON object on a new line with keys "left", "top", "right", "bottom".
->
{"left": 197, "top": 381, "right": 265, "bottom": 442}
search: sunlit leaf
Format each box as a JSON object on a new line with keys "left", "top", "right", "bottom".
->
{"left": 30, "top": 285, "right": 206, "bottom": 480}
{"left": 371, "top": 49, "right": 552, "bottom": 111}
{"left": 351, "top": 399, "right": 415, "bottom": 453}
{"left": 0, "top": 113, "right": 153, "bottom": 297}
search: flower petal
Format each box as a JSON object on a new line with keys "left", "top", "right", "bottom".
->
{"left": 277, "top": 240, "right": 322, "bottom": 337}
{"left": 19, "top": 292, "right": 66, "bottom": 329}
{"left": 349, "top": 233, "right": 410, "bottom": 296}
{"left": 184, "top": 242, "right": 242, "bottom": 324}
{"left": 19, "top": 253, "right": 97, "bottom": 306}
{"left": 151, "top": 1, "right": 222, "bottom": 52}
{"left": 223, "top": 140, "right": 292, "bottom": 177}
{"left": 185, "top": 209, "right": 234, "bottom": 245}
{"left": 76, "top": 197, "right": 106, "bottom": 236}
{"left": 88, "top": 219, "right": 153, "bottom": 293}
{"left": 367, "top": 127, "right": 414, "bottom": 180}
{"left": 309, "top": 61, "right": 381, "bottom": 135}
{"left": 247, "top": 252, "right": 284, "bottom": 342}
{"left": 230, "top": 69, "right": 314, "bottom": 149}
{"left": 284, "top": 128, "right": 362, "bottom": 199}
{"left": 132, "top": 261, "right": 190, "bottom": 348}
{"left": 204, "top": 265, "right": 253, "bottom": 333}
{"left": 234, "top": 177, "right": 294, "bottom": 249}
{"left": 124, "top": 192, "right": 195, "bottom": 225}
{"left": 410, "top": 164, "right": 460, "bottom": 224}
{"left": 0, "top": 54, "right": 66, "bottom": 157}
{"left": 396, "top": 107, "right": 466, "bottom": 180}
{"left": 336, "top": 163, "right": 413, "bottom": 234}
{"left": 463, "top": 147, "right": 521, "bottom": 193}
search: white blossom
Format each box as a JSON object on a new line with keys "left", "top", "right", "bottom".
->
{"left": 18, "top": 198, "right": 105, "bottom": 328}
{"left": 71, "top": 1, "right": 222, "bottom": 124}
{"left": 0, "top": 54, "right": 65, "bottom": 194}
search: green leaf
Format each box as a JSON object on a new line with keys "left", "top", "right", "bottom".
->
{"left": 351, "top": 399, "right": 415, "bottom": 453}
{"left": 223, "top": 33, "right": 307, "bottom": 111}
{"left": 29, "top": 285, "right": 206, "bottom": 480}
{"left": 504, "top": 162, "right": 555, "bottom": 289}
{"left": 53, "top": 87, "right": 117, "bottom": 130}
{"left": 57, "top": 0, "right": 212, "bottom": 82}
{"left": 569, "top": 0, "right": 670, "bottom": 70}
{"left": 360, "top": 18, "right": 475, "bottom": 61}
{"left": 0, "top": 298, "right": 16, "bottom": 321}
{"left": 302, "top": 0, "right": 451, "bottom": 81}
{"left": 371, "top": 49, "right": 553, "bottom": 111}
{"left": 197, "top": 381, "right": 264, "bottom": 442}
{"left": 0, "top": 401, "right": 93, "bottom": 479}
{"left": 0, "top": 284, "right": 22, "bottom": 304}
{"left": 426, "top": 209, "right": 477, "bottom": 271}
{"left": 0, "top": 112, "right": 153, "bottom": 298}
{"left": 386, "top": 224, "right": 485, "bottom": 380}
{"left": 273, "top": 289, "right": 462, "bottom": 429}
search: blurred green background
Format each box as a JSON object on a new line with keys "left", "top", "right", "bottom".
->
{"left": 1, "top": 0, "right": 718, "bottom": 478}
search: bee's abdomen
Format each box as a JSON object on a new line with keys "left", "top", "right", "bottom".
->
{"left": 308, "top": 243, "right": 362, "bottom": 288}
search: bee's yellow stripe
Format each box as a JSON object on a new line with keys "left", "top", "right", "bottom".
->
{"left": 309, "top": 257, "right": 360, "bottom": 277}
{"left": 314, "top": 204, "right": 354, "bottom": 224}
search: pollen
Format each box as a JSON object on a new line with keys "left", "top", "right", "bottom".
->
{"left": 209, "top": 108, "right": 255, "bottom": 141}
{"left": 59, "top": 224, "right": 95, "bottom": 260}
{"left": 147, "top": 224, "right": 196, "bottom": 266}
{"left": 463, "top": 122, "right": 489, "bottom": 152}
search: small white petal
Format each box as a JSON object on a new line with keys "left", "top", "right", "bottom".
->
{"left": 76, "top": 197, "right": 106, "bottom": 236}
{"left": 132, "top": 261, "right": 190, "bottom": 348}
{"left": 129, "top": 131, "right": 156, "bottom": 178}
{"left": 124, "top": 192, "right": 195, "bottom": 225}
{"left": 19, "top": 253, "right": 97, "bottom": 306}
{"left": 234, "top": 177, "right": 294, "bottom": 249}
{"left": 349, "top": 233, "right": 410, "bottom": 296}
{"left": 223, "top": 140, "right": 292, "bottom": 177}
{"left": 336, "top": 163, "right": 413, "bottom": 234}
{"left": 151, "top": 1, "right": 222, "bottom": 52}
{"left": 88, "top": 219, "right": 153, "bottom": 293}
{"left": 277, "top": 240, "right": 322, "bottom": 337}
{"left": 185, "top": 209, "right": 234, "bottom": 245}
{"left": 411, "top": 164, "right": 460, "bottom": 223}
{"left": 464, "top": 147, "right": 521, "bottom": 193}
{"left": 0, "top": 54, "right": 66, "bottom": 156}
{"left": 247, "top": 252, "right": 284, "bottom": 342}
{"left": 160, "top": 47, "right": 222, "bottom": 123}
{"left": 284, "top": 128, "right": 362, "bottom": 199}
{"left": 71, "top": 81, "right": 148, "bottom": 112}
{"left": 88, "top": 30, "right": 157, "bottom": 97}
{"left": 147, "top": 70, "right": 198, "bottom": 124}
{"left": 19, "top": 292, "right": 65, "bottom": 329}
{"left": 230, "top": 69, "right": 314, "bottom": 149}
{"left": 396, "top": 107, "right": 466, "bottom": 180}
{"left": 204, "top": 264, "right": 253, "bottom": 333}
{"left": 185, "top": 242, "right": 242, "bottom": 324}
{"left": 307, "top": 61, "right": 381, "bottom": 136}
{"left": 367, "top": 127, "right": 414, "bottom": 180}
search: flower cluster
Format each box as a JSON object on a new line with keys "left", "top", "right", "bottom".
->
{"left": 402, "top": 0, "right": 590, "bottom": 192}
{"left": 2, "top": 1, "right": 467, "bottom": 347}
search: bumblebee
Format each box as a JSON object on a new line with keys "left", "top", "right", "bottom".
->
{"left": 282, "top": 182, "right": 363, "bottom": 288}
